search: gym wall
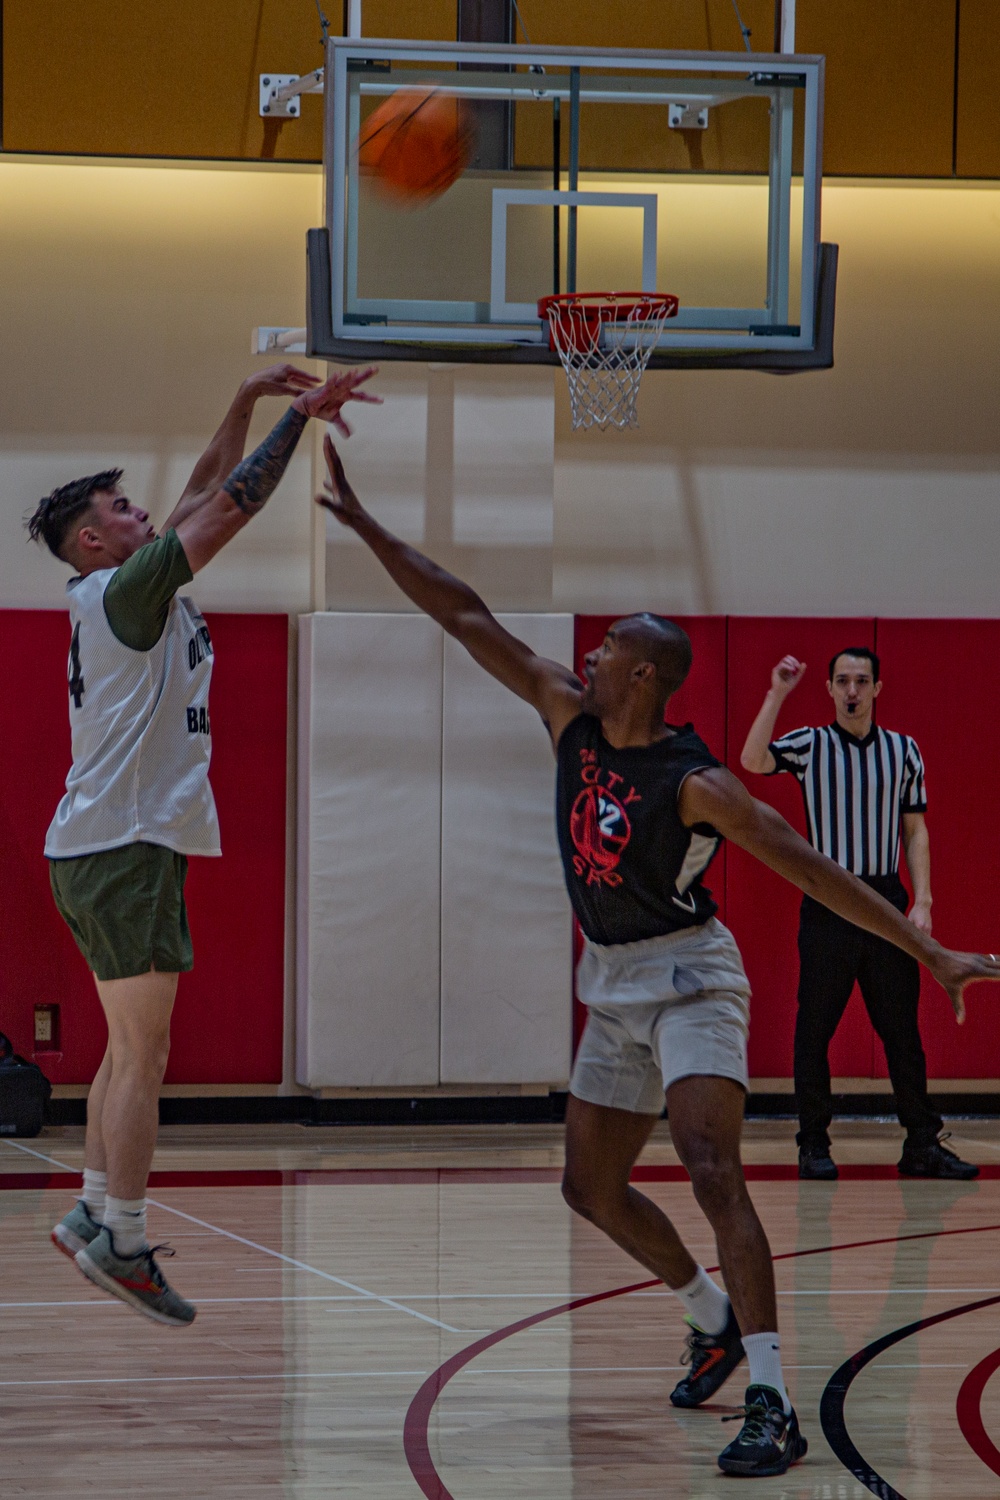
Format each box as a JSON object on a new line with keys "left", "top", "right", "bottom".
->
{"left": 5, "top": 1, "right": 1000, "bottom": 177}
{"left": 6, "top": 608, "right": 997, "bottom": 1093}
{"left": 0, "top": 97, "right": 998, "bottom": 1096}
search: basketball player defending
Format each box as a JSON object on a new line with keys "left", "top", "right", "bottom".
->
{"left": 29, "top": 364, "right": 379, "bottom": 1327}
{"left": 317, "top": 438, "right": 1000, "bottom": 1478}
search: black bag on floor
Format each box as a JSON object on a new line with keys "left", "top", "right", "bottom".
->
{"left": 0, "top": 1032, "right": 52, "bottom": 1138}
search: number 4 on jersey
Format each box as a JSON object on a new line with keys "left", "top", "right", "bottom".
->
{"left": 68, "top": 623, "right": 85, "bottom": 708}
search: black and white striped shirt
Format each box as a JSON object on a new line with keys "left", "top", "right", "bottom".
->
{"left": 768, "top": 723, "right": 927, "bottom": 876}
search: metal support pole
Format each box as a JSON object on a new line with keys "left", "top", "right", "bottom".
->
{"left": 765, "top": 87, "right": 793, "bottom": 325}
{"left": 552, "top": 98, "right": 561, "bottom": 295}
{"left": 773, "top": 0, "right": 795, "bottom": 53}
{"left": 567, "top": 67, "right": 580, "bottom": 295}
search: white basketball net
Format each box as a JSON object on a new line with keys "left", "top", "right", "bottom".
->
{"left": 541, "top": 294, "right": 678, "bottom": 432}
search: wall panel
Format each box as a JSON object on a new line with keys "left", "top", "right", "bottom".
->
{"left": 796, "top": 0, "right": 957, "bottom": 177}
{"left": 873, "top": 620, "right": 1000, "bottom": 1078}
{"left": 725, "top": 617, "right": 877, "bottom": 1079}
{"left": 955, "top": 0, "right": 1000, "bottom": 178}
{"left": 297, "top": 613, "right": 442, "bottom": 1088}
{"left": 171, "top": 612, "right": 287, "bottom": 1084}
{"left": 440, "top": 616, "right": 574, "bottom": 1084}
{"left": 0, "top": 609, "right": 287, "bottom": 1086}
{"left": 2, "top": 0, "right": 457, "bottom": 161}
{"left": 514, "top": 0, "right": 776, "bottom": 175}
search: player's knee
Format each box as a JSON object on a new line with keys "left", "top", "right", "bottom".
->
{"left": 561, "top": 1169, "right": 616, "bottom": 1225}
{"left": 111, "top": 1027, "right": 170, "bottom": 1080}
{"left": 685, "top": 1152, "right": 744, "bottom": 1214}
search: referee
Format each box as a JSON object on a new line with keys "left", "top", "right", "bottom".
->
{"left": 740, "top": 647, "right": 978, "bottom": 1181}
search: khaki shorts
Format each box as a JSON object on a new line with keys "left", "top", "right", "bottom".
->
{"left": 49, "top": 842, "right": 193, "bottom": 982}
{"left": 570, "top": 918, "right": 751, "bottom": 1115}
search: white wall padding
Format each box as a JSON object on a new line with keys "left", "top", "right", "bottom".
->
{"left": 440, "top": 616, "right": 575, "bottom": 1085}
{"left": 297, "top": 614, "right": 443, "bottom": 1088}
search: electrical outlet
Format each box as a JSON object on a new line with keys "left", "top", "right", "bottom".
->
{"left": 34, "top": 1003, "right": 60, "bottom": 1050}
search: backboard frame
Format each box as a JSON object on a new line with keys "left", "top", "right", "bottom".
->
{"left": 308, "top": 36, "right": 835, "bottom": 372}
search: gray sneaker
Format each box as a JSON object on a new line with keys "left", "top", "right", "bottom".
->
{"left": 51, "top": 1200, "right": 103, "bottom": 1260}
{"left": 75, "top": 1228, "right": 196, "bottom": 1327}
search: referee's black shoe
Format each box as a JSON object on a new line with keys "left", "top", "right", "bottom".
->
{"left": 898, "top": 1133, "right": 979, "bottom": 1180}
{"left": 717, "top": 1384, "right": 808, "bottom": 1477}
{"left": 670, "top": 1303, "right": 745, "bottom": 1407}
{"left": 798, "top": 1144, "right": 838, "bottom": 1180}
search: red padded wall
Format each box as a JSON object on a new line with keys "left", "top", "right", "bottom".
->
{"left": 0, "top": 609, "right": 287, "bottom": 1086}
{"left": 874, "top": 620, "right": 1000, "bottom": 1078}
{"left": 725, "top": 618, "right": 878, "bottom": 1079}
{"left": 572, "top": 617, "right": 728, "bottom": 1043}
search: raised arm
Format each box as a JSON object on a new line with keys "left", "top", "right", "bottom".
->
{"left": 161, "top": 365, "right": 322, "bottom": 533}
{"left": 739, "top": 655, "right": 807, "bottom": 773}
{"left": 679, "top": 766, "right": 1000, "bottom": 1023}
{"left": 175, "top": 367, "right": 380, "bottom": 574}
{"left": 317, "top": 436, "right": 582, "bottom": 747}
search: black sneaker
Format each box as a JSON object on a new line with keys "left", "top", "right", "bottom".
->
{"left": 670, "top": 1302, "right": 745, "bottom": 1408}
{"left": 717, "top": 1384, "right": 808, "bottom": 1477}
{"left": 898, "top": 1133, "right": 979, "bottom": 1180}
{"left": 798, "top": 1144, "right": 838, "bottom": 1180}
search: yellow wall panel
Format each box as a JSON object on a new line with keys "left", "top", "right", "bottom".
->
{"left": 515, "top": 1, "right": 776, "bottom": 52}
{"left": 513, "top": 0, "right": 777, "bottom": 173}
{"left": 796, "top": 0, "right": 956, "bottom": 176}
{"left": 2, "top": 0, "right": 457, "bottom": 160}
{"left": 955, "top": 0, "right": 1000, "bottom": 177}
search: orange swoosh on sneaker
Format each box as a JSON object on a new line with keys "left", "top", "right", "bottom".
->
{"left": 117, "top": 1274, "right": 161, "bottom": 1296}
{"left": 695, "top": 1346, "right": 727, "bottom": 1377}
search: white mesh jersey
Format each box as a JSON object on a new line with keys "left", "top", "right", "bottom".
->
{"left": 44, "top": 567, "right": 221, "bottom": 859}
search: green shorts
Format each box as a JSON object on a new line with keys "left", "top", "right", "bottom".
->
{"left": 49, "top": 842, "right": 193, "bottom": 982}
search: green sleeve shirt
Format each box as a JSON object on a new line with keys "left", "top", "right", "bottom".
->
{"left": 102, "top": 530, "right": 194, "bottom": 652}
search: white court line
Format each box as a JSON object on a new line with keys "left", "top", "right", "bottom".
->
{"left": 0, "top": 1139, "right": 468, "bottom": 1335}
{"left": 15, "top": 1282, "right": 994, "bottom": 1303}
{"left": 953, "top": 1136, "right": 1000, "bottom": 1154}
{"left": 0, "top": 1363, "right": 972, "bottom": 1391}
{"left": 0, "top": 1369, "right": 427, "bottom": 1389}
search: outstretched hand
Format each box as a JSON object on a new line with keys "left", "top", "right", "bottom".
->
{"left": 293, "top": 365, "right": 381, "bottom": 437}
{"left": 927, "top": 948, "right": 1000, "bottom": 1024}
{"left": 244, "top": 363, "right": 322, "bottom": 400}
{"left": 316, "top": 434, "right": 366, "bottom": 527}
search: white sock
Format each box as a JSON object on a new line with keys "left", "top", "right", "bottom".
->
{"left": 103, "top": 1195, "right": 148, "bottom": 1257}
{"left": 674, "top": 1266, "right": 730, "bottom": 1336}
{"left": 742, "top": 1332, "right": 791, "bottom": 1413}
{"left": 80, "top": 1169, "right": 107, "bottom": 1222}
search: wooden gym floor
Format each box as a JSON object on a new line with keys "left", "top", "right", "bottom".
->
{"left": 2, "top": 1118, "right": 999, "bottom": 1498}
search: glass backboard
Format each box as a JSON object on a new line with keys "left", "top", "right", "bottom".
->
{"left": 305, "top": 37, "right": 834, "bottom": 371}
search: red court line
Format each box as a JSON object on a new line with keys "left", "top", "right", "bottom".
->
{"left": 3, "top": 1164, "right": 999, "bottom": 1191}
{"left": 403, "top": 1221, "right": 1000, "bottom": 1500}
{"left": 957, "top": 1344, "right": 1000, "bottom": 1479}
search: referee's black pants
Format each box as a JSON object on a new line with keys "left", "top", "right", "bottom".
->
{"left": 794, "top": 875, "right": 942, "bottom": 1152}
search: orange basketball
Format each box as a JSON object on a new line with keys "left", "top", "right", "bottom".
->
{"left": 356, "top": 89, "right": 475, "bottom": 207}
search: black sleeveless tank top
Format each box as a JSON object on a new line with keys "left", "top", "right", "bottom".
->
{"left": 555, "top": 713, "right": 722, "bottom": 946}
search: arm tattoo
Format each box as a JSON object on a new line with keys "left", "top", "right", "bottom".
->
{"left": 223, "top": 406, "right": 308, "bottom": 517}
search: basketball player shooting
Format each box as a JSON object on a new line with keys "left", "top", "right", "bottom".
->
{"left": 317, "top": 437, "right": 1000, "bottom": 1479}
{"left": 29, "top": 364, "right": 379, "bottom": 1327}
